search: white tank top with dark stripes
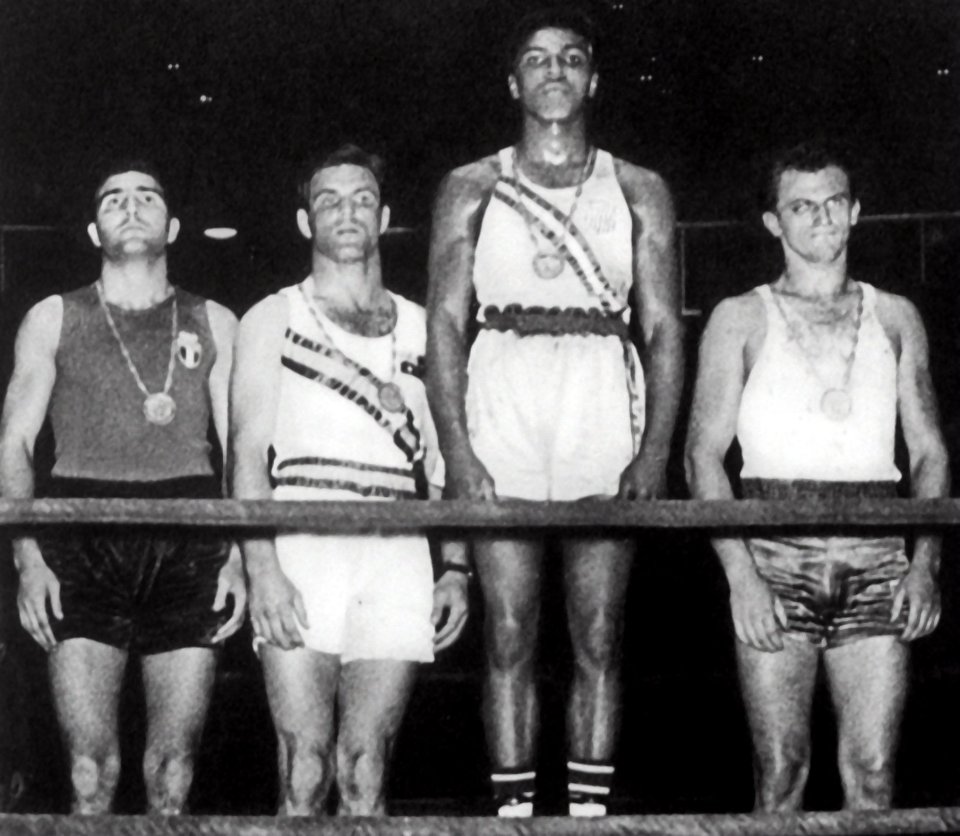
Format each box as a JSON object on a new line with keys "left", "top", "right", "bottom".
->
{"left": 271, "top": 282, "right": 441, "bottom": 499}
{"left": 737, "top": 281, "right": 900, "bottom": 482}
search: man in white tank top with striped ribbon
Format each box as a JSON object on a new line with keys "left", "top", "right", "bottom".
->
{"left": 427, "top": 8, "right": 684, "bottom": 818}
{"left": 685, "top": 141, "right": 949, "bottom": 811}
{"left": 231, "top": 145, "right": 469, "bottom": 816}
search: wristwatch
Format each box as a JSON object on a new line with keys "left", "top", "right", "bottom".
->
{"left": 441, "top": 562, "right": 474, "bottom": 581}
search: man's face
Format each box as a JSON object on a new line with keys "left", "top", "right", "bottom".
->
{"left": 297, "top": 164, "right": 387, "bottom": 263}
{"left": 508, "top": 27, "right": 597, "bottom": 122}
{"left": 88, "top": 171, "right": 178, "bottom": 257}
{"left": 763, "top": 166, "right": 860, "bottom": 265}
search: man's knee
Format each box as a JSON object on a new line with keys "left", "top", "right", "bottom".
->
{"left": 143, "top": 743, "right": 195, "bottom": 812}
{"left": 485, "top": 611, "right": 539, "bottom": 671}
{"left": 839, "top": 746, "right": 895, "bottom": 807}
{"left": 69, "top": 750, "right": 121, "bottom": 810}
{"left": 336, "top": 737, "right": 389, "bottom": 811}
{"left": 754, "top": 738, "right": 810, "bottom": 811}
{"left": 570, "top": 610, "right": 624, "bottom": 672}
{"left": 276, "top": 728, "right": 335, "bottom": 812}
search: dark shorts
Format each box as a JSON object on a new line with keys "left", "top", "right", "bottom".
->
{"left": 743, "top": 479, "right": 908, "bottom": 649}
{"left": 38, "top": 476, "right": 230, "bottom": 655}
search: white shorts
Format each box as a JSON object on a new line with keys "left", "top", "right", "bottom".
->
{"left": 466, "top": 330, "right": 643, "bottom": 500}
{"left": 273, "top": 489, "right": 435, "bottom": 663}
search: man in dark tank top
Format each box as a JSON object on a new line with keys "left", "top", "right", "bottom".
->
{"left": 0, "top": 160, "right": 246, "bottom": 814}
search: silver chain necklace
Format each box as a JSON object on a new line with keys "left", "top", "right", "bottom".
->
{"left": 511, "top": 146, "right": 594, "bottom": 280}
{"left": 770, "top": 281, "right": 863, "bottom": 421}
{"left": 95, "top": 280, "right": 178, "bottom": 425}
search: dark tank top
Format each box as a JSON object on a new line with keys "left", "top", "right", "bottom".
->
{"left": 50, "top": 284, "right": 217, "bottom": 481}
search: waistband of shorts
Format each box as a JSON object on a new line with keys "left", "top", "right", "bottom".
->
{"left": 479, "top": 304, "right": 629, "bottom": 339}
{"left": 44, "top": 475, "right": 222, "bottom": 500}
{"left": 741, "top": 478, "right": 898, "bottom": 501}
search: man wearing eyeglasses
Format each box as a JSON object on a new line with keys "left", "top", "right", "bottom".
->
{"left": 685, "top": 140, "right": 949, "bottom": 810}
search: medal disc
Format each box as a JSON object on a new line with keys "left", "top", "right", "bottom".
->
{"left": 378, "top": 382, "right": 406, "bottom": 414}
{"left": 821, "top": 388, "right": 852, "bottom": 421}
{"left": 143, "top": 392, "right": 176, "bottom": 425}
{"left": 533, "top": 252, "right": 564, "bottom": 279}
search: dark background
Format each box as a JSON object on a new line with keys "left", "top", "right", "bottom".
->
{"left": 1, "top": 0, "right": 959, "bottom": 817}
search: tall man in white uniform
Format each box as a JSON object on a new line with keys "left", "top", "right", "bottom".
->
{"left": 685, "top": 141, "right": 949, "bottom": 810}
{"left": 231, "top": 145, "right": 469, "bottom": 816}
{"left": 427, "top": 9, "right": 684, "bottom": 817}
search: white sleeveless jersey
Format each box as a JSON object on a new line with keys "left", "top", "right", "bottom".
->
{"left": 737, "top": 282, "right": 900, "bottom": 482}
{"left": 473, "top": 147, "right": 634, "bottom": 317}
{"left": 271, "top": 281, "right": 441, "bottom": 498}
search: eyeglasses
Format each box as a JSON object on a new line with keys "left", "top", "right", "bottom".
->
{"left": 778, "top": 192, "right": 851, "bottom": 219}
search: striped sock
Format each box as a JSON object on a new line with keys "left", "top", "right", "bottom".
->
{"left": 492, "top": 766, "right": 536, "bottom": 816}
{"left": 567, "top": 759, "right": 614, "bottom": 816}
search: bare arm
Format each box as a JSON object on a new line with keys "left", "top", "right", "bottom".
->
{"left": 205, "top": 299, "right": 245, "bottom": 642}
{"left": 879, "top": 293, "right": 949, "bottom": 639}
{"left": 0, "top": 296, "right": 64, "bottom": 648}
{"left": 230, "top": 293, "right": 307, "bottom": 648}
{"left": 425, "top": 159, "right": 498, "bottom": 499}
{"left": 685, "top": 295, "right": 786, "bottom": 652}
{"left": 616, "top": 162, "right": 685, "bottom": 498}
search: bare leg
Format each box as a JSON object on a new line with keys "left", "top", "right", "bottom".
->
{"left": 824, "top": 635, "right": 908, "bottom": 810}
{"left": 336, "top": 659, "right": 418, "bottom": 815}
{"left": 562, "top": 537, "right": 633, "bottom": 762}
{"left": 261, "top": 646, "right": 340, "bottom": 816}
{"left": 141, "top": 647, "right": 218, "bottom": 814}
{"left": 48, "top": 639, "right": 127, "bottom": 814}
{"left": 474, "top": 537, "right": 545, "bottom": 769}
{"left": 736, "top": 637, "right": 820, "bottom": 811}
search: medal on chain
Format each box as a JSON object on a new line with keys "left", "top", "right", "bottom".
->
{"left": 96, "top": 280, "right": 179, "bottom": 426}
{"left": 299, "top": 282, "right": 406, "bottom": 414}
{"left": 513, "top": 146, "right": 594, "bottom": 281}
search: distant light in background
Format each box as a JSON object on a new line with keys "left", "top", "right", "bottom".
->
{"left": 166, "top": 62, "right": 181, "bottom": 71}
{"left": 936, "top": 68, "right": 951, "bottom": 76}
{"left": 199, "top": 94, "right": 214, "bottom": 103}
{"left": 203, "top": 227, "right": 238, "bottom": 240}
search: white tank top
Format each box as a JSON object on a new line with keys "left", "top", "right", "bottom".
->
{"left": 271, "top": 282, "right": 441, "bottom": 498}
{"left": 473, "top": 147, "right": 633, "bottom": 318}
{"left": 737, "top": 282, "right": 900, "bottom": 482}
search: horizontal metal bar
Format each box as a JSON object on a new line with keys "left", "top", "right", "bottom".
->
{"left": 0, "top": 498, "right": 958, "bottom": 532}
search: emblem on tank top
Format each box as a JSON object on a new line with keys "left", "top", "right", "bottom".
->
{"left": 579, "top": 199, "right": 618, "bottom": 235}
{"left": 176, "top": 331, "right": 202, "bottom": 369}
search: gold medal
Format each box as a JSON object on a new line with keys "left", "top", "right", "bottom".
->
{"left": 143, "top": 392, "right": 177, "bottom": 425}
{"left": 533, "top": 252, "right": 564, "bottom": 279}
{"left": 378, "top": 382, "right": 406, "bottom": 413}
{"left": 821, "top": 388, "right": 852, "bottom": 421}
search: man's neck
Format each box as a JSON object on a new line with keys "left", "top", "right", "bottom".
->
{"left": 517, "top": 117, "right": 591, "bottom": 184}
{"left": 309, "top": 253, "right": 386, "bottom": 312}
{"left": 99, "top": 257, "right": 172, "bottom": 309}
{"left": 778, "top": 255, "right": 852, "bottom": 299}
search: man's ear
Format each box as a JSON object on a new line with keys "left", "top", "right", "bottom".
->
{"left": 86, "top": 222, "right": 102, "bottom": 248}
{"left": 850, "top": 198, "right": 861, "bottom": 227}
{"left": 762, "top": 211, "right": 783, "bottom": 239}
{"left": 166, "top": 217, "right": 181, "bottom": 245}
{"left": 588, "top": 72, "right": 598, "bottom": 99}
{"left": 379, "top": 205, "right": 391, "bottom": 235}
{"left": 296, "top": 208, "right": 312, "bottom": 240}
{"left": 508, "top": 74, "right": 520, "bottom": 100}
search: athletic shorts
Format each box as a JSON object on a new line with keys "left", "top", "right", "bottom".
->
{"left": 38, "top": 477, "right": 231, "bottom": 655}
{"left": 743, "top": 479, "right": 909, "bottom": 649}
{"left": 273, "top": 485, "right": 435, "bottom": 663}
{"left": 466, "top": 330, "right": 643, "bottom": 500}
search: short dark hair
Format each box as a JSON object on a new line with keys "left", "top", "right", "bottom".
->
{"left": 506, "top": 6, "right": 599, "bottom": 73}
{"left": 762, "top": 140, "right": 856, "bottom": 212}
{"left": 298, "top": 144, "right": 387, "bottom": 209}
{"left": 92, "top": 158, "right": 171, "bottom": 216}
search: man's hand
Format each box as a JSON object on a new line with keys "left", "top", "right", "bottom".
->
{"left": 893, "top": 563, "right": 941, "bottom": 641}
{"left": 431, "top": 572, "right": 469, "bottom": 652}
{"left": 450, "top": 453, "right": 497, "bottom": 501}
{"left": 211, "top": 544, "right": 247, "bottom": 644}
{"left": 248, "top": 561, "right": 309, "bottom": 651}
{"left": 17, "top": 554, "right": 62, "bottom": 651}
{"left": 729, "top": 569, "right": 788, "bottom": 653}
{"left": 618, "top": 455, "right": 667, "bottom": 500}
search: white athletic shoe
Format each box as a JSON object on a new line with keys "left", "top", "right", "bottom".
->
{"left": 497, "top": 800, "right": 534, "bottom": 818}
{"left": 569, "top": 801, "right": 607, "bottom": 817}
